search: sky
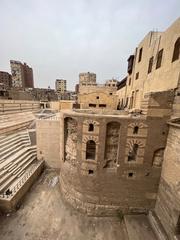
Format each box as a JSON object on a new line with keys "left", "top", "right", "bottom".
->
{"left": 0, "top": 0, "right": 180, "bottom": 90}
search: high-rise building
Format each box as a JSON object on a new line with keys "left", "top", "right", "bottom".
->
{"left": 10, "top": 60, "right": 34, "bottom": 88}
{"left": 55, "top": 79, "right": 67, "bottom": 94}
{"left": 0, "top": 71, "right": 12, "bottom": 90}
{"left": 23, "top": 63, "right": 34, "bottom": 88}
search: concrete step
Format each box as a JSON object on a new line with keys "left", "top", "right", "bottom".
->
{"left": 0, "top": 138, "right": 30, "bottom": 154}
{"left": 0, "top": 142, "right": 30, "bottom": 160}
{"left": 0, "top": 146, "right": 37, "bottom": 171}
{"left": 5, "top": 149, "right": 36, "bottom": 172}
{"left": 0, "top": 156, "right": 36, "bottom": 193}
{"left": 0, "top": 134, "right": 29, "bottom": 150}
{"left": 0, "top": 132, "right": 28, "bottom": 146}
{"left": 0, "top": 175, "right": 16, "bottom": 193}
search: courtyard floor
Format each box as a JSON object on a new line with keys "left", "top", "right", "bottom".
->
{"left": 0, "top": 169, "right": 128, "bottom": 240}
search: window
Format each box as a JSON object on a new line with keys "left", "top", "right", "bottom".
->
{"left": 156, "top": 49, "right": 163, "bottom": 69}
{"left": 89, "top": 104, "right": 96, "bottom": 108}
{"left": 138, "top": 48, "right": 143, "bottom": 62}
{"left": 129, "top": 77, "right": 131, "bottom": 85}
{"left": 86, "top": 140, "right": 96, "bottom": 160}
{"left": 133, "top": 126, "right": 139, "bottom": 134}
{"left": 135, "top": 72, "right": 139, "bottom": 80}
{"left": 88, "top": 123, "right": 94, "bottom": 132}
{"left": 96, "top": 96, "right": 99, "bottom": 99}
{"left": 88, "top": 170, "right": 94, "bottom": 174}
{"left": 128, "top": 172, "right": 134, "bottom": 177}
{"left": 128, "top": 144, "right": 138, "bottom": 161}
{"left": 175, "top": 215, "right": 180, "bottom": 234}
{"left": 172, "top": 37, "right": 180, "bottom": 62}
{"left": 109, "top": 93, "right": 112, "bottom": 95}
{"left": 99, "top": 104, "right": 106, "bottom": 108}
{"left": 148, "top": 56, "right": 154, "bottom": 74}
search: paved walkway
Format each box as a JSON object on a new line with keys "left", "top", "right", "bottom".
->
{"left": 0, "top": 170, "right": 128, "bottom": 240}
{"left": 124, "top": 214, "right": 158, "bottom": 240}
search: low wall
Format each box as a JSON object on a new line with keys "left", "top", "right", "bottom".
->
{"left": 36, "top": 118, "right": 60, "bottom": 169}
{"left": 0, "top": 161, "right": 44, "bottom": 213}
{"left": 0, "top": 100, "right": 40, "bottom": 114}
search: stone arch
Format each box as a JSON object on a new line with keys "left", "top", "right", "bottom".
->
{"left": 86, "top": 140, "right": 96, "bottom": 160}
{"left": 172, "top": 37, "right": 180, "bottom": 62}
{"left": 84, "top": 119, "right": 99, "bottom": 126}
{"left": 82, "top": 135, "right": 99, "bottom": 144}
{"left": 128, "top": 122, "right": 148, "bottom": 129}
{"left": 126, "top": 139, "right": 145, "bottom": 148}
{"left": 152, "top": 148, "right": 164, "bottom": 167}
{"left": 104, "top": 121, "right": 120, "bottom": 168}
{"left": 64, "top": 117, "right": 77, "bottom": 165}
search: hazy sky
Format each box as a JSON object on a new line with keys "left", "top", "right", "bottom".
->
{"left": 0, "top": 0, "right": 180, "bottom": 90}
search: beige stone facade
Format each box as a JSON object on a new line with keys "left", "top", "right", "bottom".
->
{"left": 117, "top": 17, "right": 180, "bottom": 110}
{"left": 78, "top": 85, "right": 118, "bottom": 110}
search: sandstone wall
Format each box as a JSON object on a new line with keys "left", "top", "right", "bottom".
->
{"left": 154, "top": 122, "right": 180, "bottom": 239}
{"left": 36, "top": 119, "right": 60, "bottom": 169}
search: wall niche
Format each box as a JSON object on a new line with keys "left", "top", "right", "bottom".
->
{"left": 64, "top": 117, "right": 77, "bottom": 165}
{"left": 104, "top": 122, "right": 120, "bottom": 168}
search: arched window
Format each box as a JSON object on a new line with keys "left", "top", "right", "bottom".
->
{"left": 128, "top": 144, "right": 138, "bottom": 161}
{"left": 86, "top": 140, "right": 96, "bottom": 160}
{"left": 133, "top": 126, "right": 139, "bottom": 134}
{"left": 88, "top": 123, "right": 94, "bottom": 131}
{"left": 172, "top": 37, "right": 180, "bottom": 62}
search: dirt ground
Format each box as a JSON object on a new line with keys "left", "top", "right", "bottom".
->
{"left": 0, "top": 170, "right": 128, "bottom": 240}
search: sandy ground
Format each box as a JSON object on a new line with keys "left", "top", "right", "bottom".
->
{"left": 0, "top": 170, "right": 128, "bottom": 240}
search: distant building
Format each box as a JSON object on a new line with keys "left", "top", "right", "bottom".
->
{"left": 0, "top": 71, "right": 12, "bottom": 90}
{"left": 79, "top": 72, "right": 96, "bottom": 86}
{"left": 10, "top": 60, "right": 34, "bottom": 88}
{"left": 55, "top": 79, "right": 67, "bottom": 95}
{"left": 105, "top": 78, "right": 118, "bottom": 88}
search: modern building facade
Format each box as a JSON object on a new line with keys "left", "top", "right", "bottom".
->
{"left": 0, "top": 71, "right": 12, "bottom": 90}
{"left": 10, "top": 60, "right": 34, "bottom": 88}
{"left": 55, "top": 79, "right": 67, "bottom": 94}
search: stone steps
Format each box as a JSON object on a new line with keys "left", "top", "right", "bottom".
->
{"left": 0, "top": 130, "right": 38, "bottom": 195}
{"left": 0, "top": 134, "right": 29, "bottom": 149}
{"left": 0, "top": 155, "right": 37, "bottom": 193}
{"left": 0, "top": 142, "right": 30, "bottom": 160}
{"left": 0, "top": 138, "right": 30, "bottom": 156}
{"left": 0, "top": 131, "right": 28, "bottom": 145}
{"left": 0, "top": 146, "right": 36, "bottom": 171}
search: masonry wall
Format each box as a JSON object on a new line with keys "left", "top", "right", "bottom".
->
{"left": 60, "top": 109, "right": 169, "bottom": 216}
{"left": 78, "top": 85, "right": 117, "bottom": 110}
{"left": 125, "top": 18, "right": 180, "bottom": 109}
{"left": 154, "top": 122, "right": 180, "bottom": 239}
{"left": 36, "top": 119, "right": 60, "bottom": 169}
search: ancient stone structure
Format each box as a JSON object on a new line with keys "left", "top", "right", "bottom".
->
{"left": 59, "top": 89, "right": 172, "bottom": 216}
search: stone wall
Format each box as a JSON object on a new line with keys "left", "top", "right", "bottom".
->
{"left": 125, "top": 18, "right": 180, "bottom": 109}
{"left": 154, "top": 122, "right": 180, "bottom": 239}
{"left": 36, "top": 119, "right": 60, "bottom": 169}
{"left": 0, "top": 99, "right": 40, "bottom": 114}
{"left": 59, "top": 109, "right": 169, "bottom": 216}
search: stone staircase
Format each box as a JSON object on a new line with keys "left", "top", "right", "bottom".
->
{"left": 0, "top": 130, "right": 43, "bottom": 211}
{"left": 0, "top": 112, "right": 36, "bottom": 135}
